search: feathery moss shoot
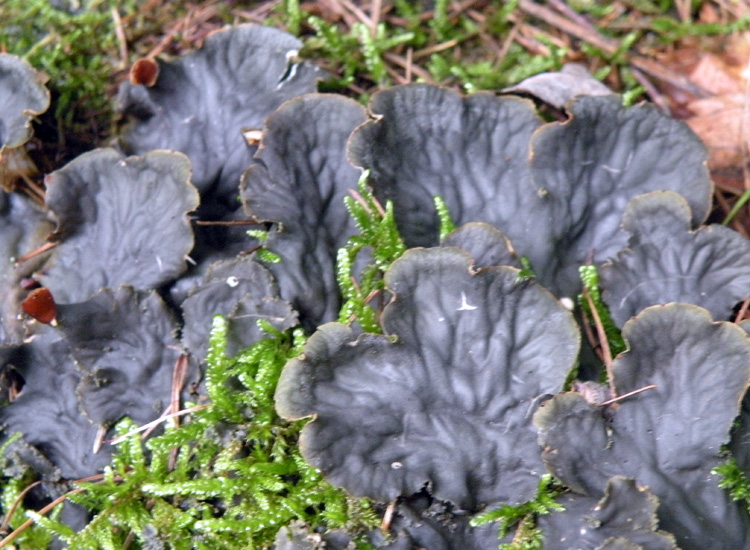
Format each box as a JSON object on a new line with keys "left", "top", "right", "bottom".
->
{"left": 247, "top": 228, "right": 283, "bottom": 264}
{"left": 578, "top": 264, "right": 626, "bottom": 358}
{"left": 470, "top": 474, "right": 565, "bottom": 550}
{"left": 715, "top": 456, "right": 750, "bottom": 513}
{"left": 8, "top": 318, "right": 377, "bottom": 549}
{"left": 337, "top": 170, "right": 407, "bottom": 332}
{"left": 434, "top": 195, "right": 456, "bottom": 242}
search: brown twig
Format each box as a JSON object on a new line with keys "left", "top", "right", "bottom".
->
{"left": 0, "top": 481, "right": 42, "bottom": 536}
{"left": 384, "top": 62, "right": 408, "bottom": 85}
{"left": 517, "top": 0, "right": 710, "bottom": 98}
{"left": 548, "top": 0, "right": 596, "bottom": 31}
{"left": 233, "top": 1, "right": 278, "bottom": 24}
{"left": 381, "top": 500, "right": 397, "bottom": 531}
{"left": 412, "top": 39, "right": 461, "bottom": 60}
{"left": 383, "top": 51, "right": 433, "bottom": 81}
{"left": 578, "top": 298, "right": 599, "bottom": 356}
{"left": 675, "top": 0, "right": 693, "bottom": 22}
{"left": 195, "top": 219, "right": 259, "bottom": 226}
{"left": 735, "top": 297, "right": 750, "bottom": 323}
{"left": 740, "top": 54, "right": 750, "bottom": 227}
{"left": 0, "top": 471, "right": 119, "bottom": 548}
{"left": 496, "top": 23, "right": 520, "bottom": 67}
{"left": 122, "top": 530, "right": 137, "bottom": 550}
{"left": 348, "top": 187, "right": 387, "bottom": 217}
{"left": 106, "top": 403, "right": 211, "bottom": 446}
{"left": 630, "top": 67, "right": 671, "bottom": 113}
{"left": 110, "top": 6, "right": 129, "bottom": 70}
{"left": 0, "top": 488, "right": 85, "bottom": 548}
{"left": 599, "top": 384, "right": 657, "bottom": 406}
{"left": 15, "top": 241, "right": 57, "bottom": 264}
{"left": 336, "top": 0, "right": 373, "bottom": 27}
{"left": 18, "top": 173, "right": 46, "bottom": 205}
{"left": 347, "top": 188, "right": 372, "bottom": 214}
{"left": 404, "top": 47, "right": 413, "bottom": 82}
{"left": 582, "top": 286, "right": 616, "bottom": 398}
{"left": 92, "top": 425, "right": 108, "bottom": 455}
{"left": 370, "top": 0, "right": 383, "bottom": 36}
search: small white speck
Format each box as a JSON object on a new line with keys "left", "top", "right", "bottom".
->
{"left": 457, "top": 292, "right": 477, "bottom": 311}
{"left": 601, "top": 164, "right": 621, "bottom": 174}
{"left": 438, "top": 317, "right": 445, "bottom": 322}
{"left": 580, "top": 528, "right": 587, "bottom": 535}
{"left": 560, "top": 297, "right": 575, "bottom": 310}
{"left": 276, "top": 49, "right": 300, "bottom": 89}
{"left": 226, "top": 276, "right": 239, "bottom": 287}
{"left": 390, "top": 461, "right": 403, "bottom": 469}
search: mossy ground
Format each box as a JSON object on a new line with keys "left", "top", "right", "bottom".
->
{"left": 3, "top": 0, "right": 749, "bottom": 193}
{"left": 3, "top": 1, "right": 750, "bottom": 548}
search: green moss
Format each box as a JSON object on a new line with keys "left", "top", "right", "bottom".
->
{"left": 0, "top": 0, "right": 140, "bottom": 137}
{"left": 714, "top": 455, "right": 750, "bottom": 512}
{"left": 246, "top": 229, "right": 282, "bottom": 265}
{"left": 434, "top": 196, "right": 457, "bottom": 241}
{"left": 578, "top": 264, "right": 626, "bottom": 360}
{"left": 0, "top": 434, "right": 56, "bottom": 549}
{"left": 515, "top": 257, "right": 537, "bottom": 283}
{"left": 470, "top": 474, "right": 565, "bottom": 550}
{"left": 14, "top": 319, "right": 377, "bottom": 549}
{"left": 2, "top": 3, "right": 748, "bottom": 547}
{"left": 301, "top": 15, "right": 415, "bottom": 91}
{"left": 337, "top": 171, "right": 407, "bottom": 332}
{"left": 649, "top": 12, "right": 750, "bottom": 41}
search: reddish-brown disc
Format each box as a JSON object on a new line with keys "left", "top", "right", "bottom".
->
{"left": 21, "top": 287, "right": 57, "bottom": 324}
{"left": 130, "top": 58, "right": 159, "bottom": 87}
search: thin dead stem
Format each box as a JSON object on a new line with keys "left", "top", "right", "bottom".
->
{"left": 0, "top": 481, "right": 42, "bottom": 536}
{"left": 517, "top": 0, "right": 709, "bottom": 97}
{"left": 107, "top": 403, "right": 211, "bottom": 445}
{"left": 370, "top": 0, "right": 382, "bottom": 36}
{"left": 736, "top": 297, "right": 750, "bottom": 322}
{"left": 582, "top": 287, "right": 616, "bottom": 398}
{"left": 599, "top": 384, "right": 657, "bottom": 406}
{"left": 15, "top": 241, "right": 57, "bottom": 265}
{"left": 0, "top": 488, "right": 84, "bottom": 548}
{"left": 741, "top": 53, "right": 750, "bottom": 224}
{"left": 110, "top": 7, "right": 128, "bottom": 70}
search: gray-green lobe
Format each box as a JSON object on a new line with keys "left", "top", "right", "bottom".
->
{"left": 600, "top": 191, "right": 750, "bottom": 326}
{"left": 39, "top": 148, "right": 198, "bottom": 303}
{"left": 241, "top": 94, "right": 367, "bottom": 328}
{"left": 118, "top": 25, "right": 321, "bottom": 198}
{"left": 535, "top": 304, "right": 750, "bottom": 549}
{"left": 276, "top": 247, "right": 579, "bottom": 510}
{"left": 529, "top": 95, "right": 712, "bottom": 294}
{"left": 0, "top": 53, "right": 49, "bottom": 151}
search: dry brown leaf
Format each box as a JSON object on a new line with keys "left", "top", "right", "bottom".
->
{"left": 686, "top": 92, "right": 749, "bottom": 171}
{"left": 659, "top": 33, "right": 750, "bottom": 176}
{"left": 688, "top": 53, "right": 743, "bottom": 95}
